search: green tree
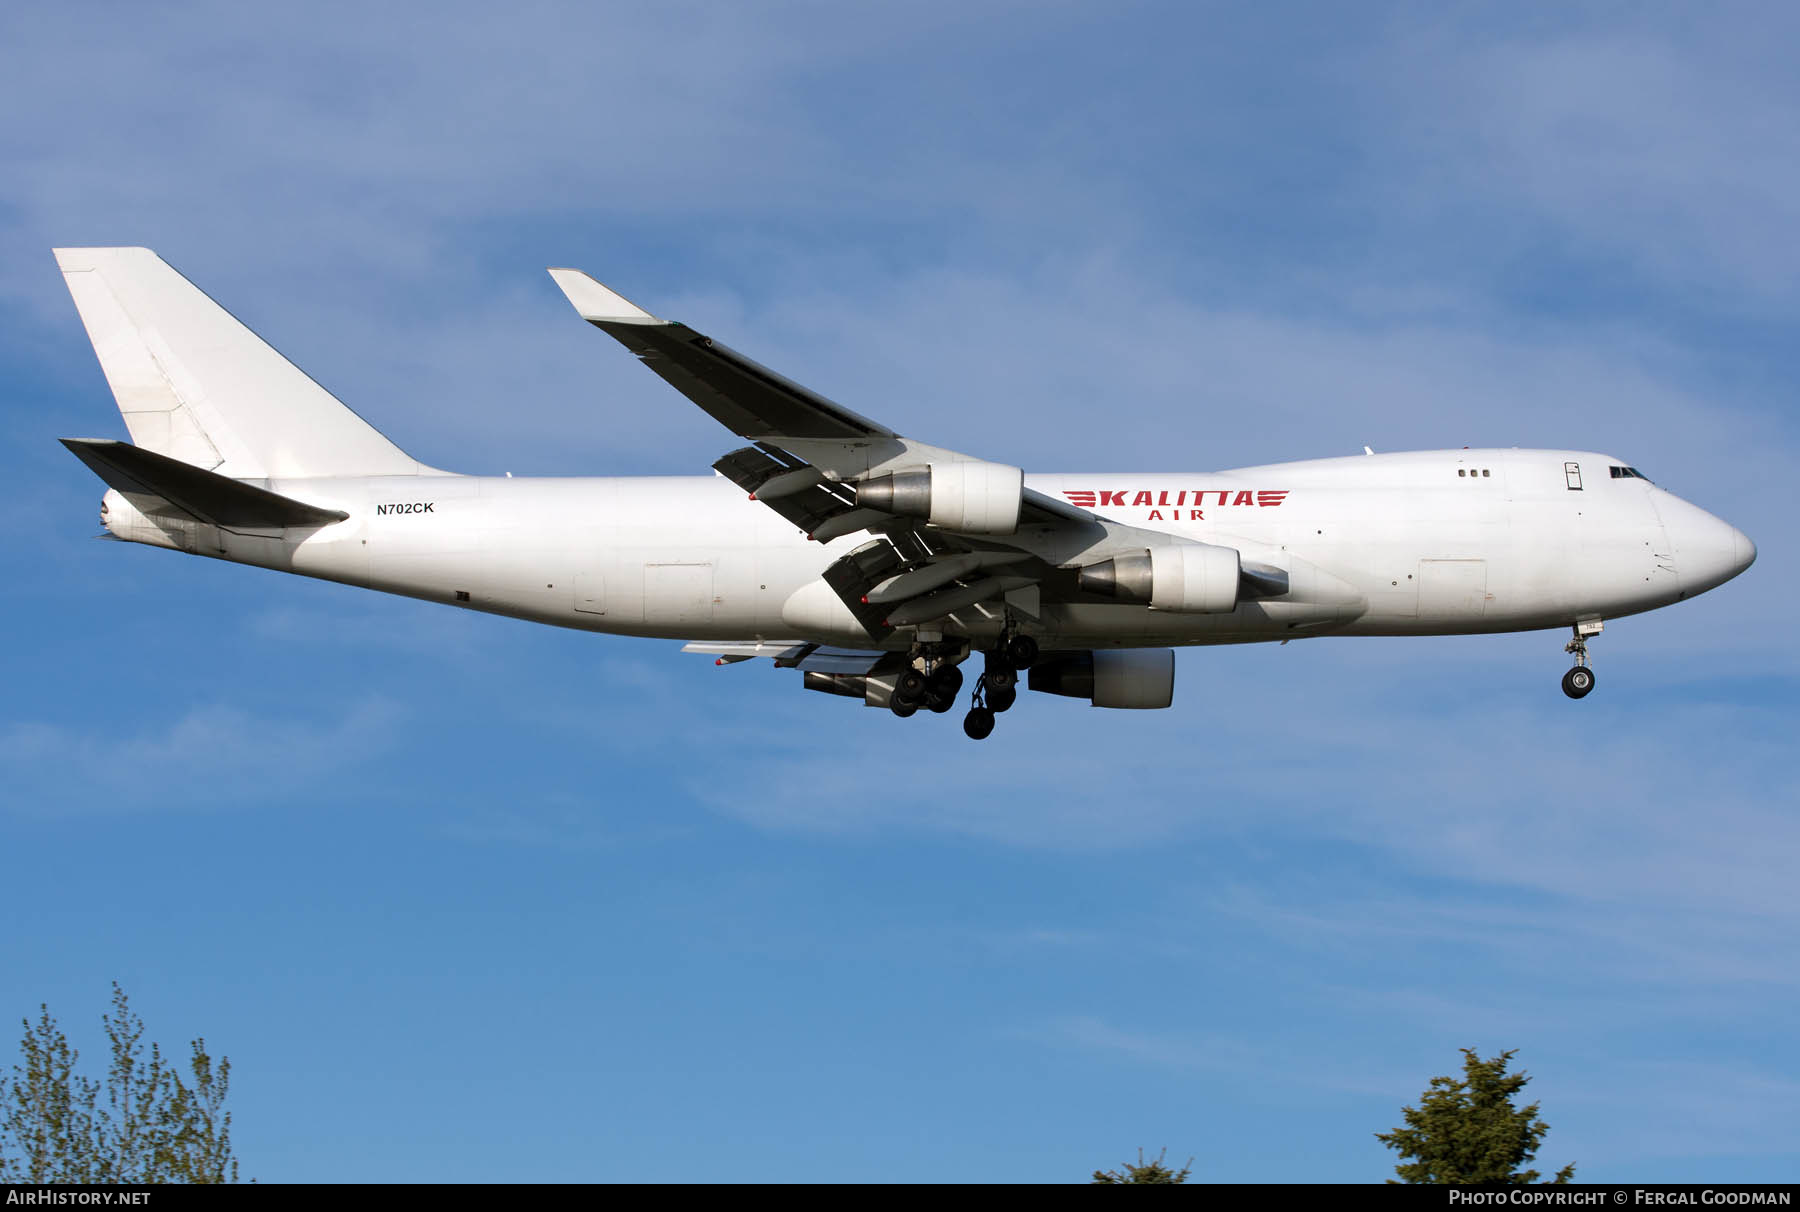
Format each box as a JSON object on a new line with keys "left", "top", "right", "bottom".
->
{"left": 1377, "top": 1048, "right": 1574, "bottom": 1184}
{"left": 1091, "top": 1147, "right": 1192, "bottom": 1184}
{"left": 0, "top": 984, "right": 239, "bottom": 1183}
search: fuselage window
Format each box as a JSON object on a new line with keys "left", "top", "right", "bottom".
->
{"left": 1481, "top": 469, "right": 1490, "bottom": 477}
{"left": 1458, "top": 468, "right": 1466, "bottom": 477}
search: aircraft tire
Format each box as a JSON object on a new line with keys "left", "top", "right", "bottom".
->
{"left": 891, "top": 699, "right": 918, "bottom": 718}
{"left": 985, "top": 665, "right": 1017, "bottom": 692}
{"left": 1004, "top": 634, "right": 1039, "bottom": 670}
{"left": 963, "top": 708, "right": 996, "bottom": 740}
{"left": 987, "top": 684, "right": 1017, "bottom": 713}
{"left": 1561, "top": 667, "right": 1595, "bottom": 699}
{"left": 897, "top": 669, "right": 928, "bottom": 700}
{"left": 927, "top": 666, "right": 964, "bottom": 699}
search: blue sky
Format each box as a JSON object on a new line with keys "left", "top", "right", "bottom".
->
{"left": 3, "top": 0, "right": 1795, "bottom": 1183}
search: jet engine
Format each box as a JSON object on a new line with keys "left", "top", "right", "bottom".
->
{"left": 1077, "top": 544, "right": 1240, "bottom": 613}
{"left": 1027, "top": 649, "right": 1175, "bottom": 709}
{"left": 803, "top": 670, "right": 901, "bottom": 708}
{"left": 855, "top": 462, "right": 1023, "bottom": 534}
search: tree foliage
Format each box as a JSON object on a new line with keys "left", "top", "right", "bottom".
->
{"left": 1091, "top": 1147, "right": 1192, "bottom": 1184}
{"left": 0, "top": 984, "right": 239, "bottom": 1184}
{"left": 1377, "top": 1048, "right": 1574, "bottom": 1184}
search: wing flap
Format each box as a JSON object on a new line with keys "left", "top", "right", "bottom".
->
{"left": 712, "top": 444, "right": 867, "bottom": 536}
{"left": 680, "top": 640, "right": 889, "bottom": 675}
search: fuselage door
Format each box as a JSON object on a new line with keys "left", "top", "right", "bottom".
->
{"left": 645, "top": 561, "right": 716, "bottom": 625}
{"left": 1418, "top": 558, "right": 1489, "bottom": 621}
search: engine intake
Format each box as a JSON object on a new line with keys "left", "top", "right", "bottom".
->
{"left": 1028, "top": 649, "right": 1175, "bottom": 709}
{"left": 856, "top": 462, "right": 1023, "bottom": 534}
{"left": 1078, "top": 544, "right": 1240, "bottom": 613}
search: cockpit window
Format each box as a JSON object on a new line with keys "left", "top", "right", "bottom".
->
{"left": 1609, "top": 465, "right": 1654, "bottom": 483}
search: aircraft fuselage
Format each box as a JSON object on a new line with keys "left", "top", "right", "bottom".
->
{"left": 97, "top": 445, "right": 1752, "bottom": 651}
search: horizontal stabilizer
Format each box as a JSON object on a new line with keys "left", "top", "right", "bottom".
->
{"left": 61, "top": 438, "right": 348, "bottom": 529}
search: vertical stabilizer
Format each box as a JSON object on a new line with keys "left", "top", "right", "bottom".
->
{"left": 54, "top": 247, "right": 425, "bottom": 478}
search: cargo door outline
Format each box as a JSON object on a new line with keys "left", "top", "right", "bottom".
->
{"left": 644, "top": 562, "right": 715, "bottom": 626}
{"left": 1418, "top": 558, "right": 1489, "bottom": 619}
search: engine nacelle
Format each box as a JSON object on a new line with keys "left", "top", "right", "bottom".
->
{"left": 1027, "top": 649, "right": 1175, "bottom": 709}
{"left": 1077, "top": 544, "right": 1240, "bottom": 613}
{"left": 856, "top": 462, "right": 1023, "bottom": 534}
{"left": 803, "top": 671, "right": 866, "bottom": 700}
{"left": 802, "top": 670, "right": 901, "bottom": 708}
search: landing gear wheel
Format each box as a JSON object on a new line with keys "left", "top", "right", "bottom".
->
{"left": 987, "top": 684, "right": 1017, "bottom": 713}
{"left": 1003, "top": 634, "right": 1039, "bottom": 670}
{"left": 921, "top": 665, "right": 963, "bottom": 713}
{"left": 896, "top": 669, "right": 928, "bottom": 701}
{"left": 984, "top": 664, "right": 1017, "bottom": 692}
{"left": 890, "top": 699, "right": 918, "bottom": 718}
{"left": 1561, "top": 666, "right": 1595, "bottom": 699}
{"left": 962, "top": 707, "right": 996, "bottom": 740}
{"left": 926, "top": 666, "right": 964, "bottom": 699}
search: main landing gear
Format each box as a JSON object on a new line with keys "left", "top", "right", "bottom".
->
{"left": 889, "top": 661, "right": 964, "bottom": 718}
{"left": 1561, "top": 621, "right": 1602, "bottom": 700}
{"left": 963, "top": 632, "right": 1038, "bottom": 741}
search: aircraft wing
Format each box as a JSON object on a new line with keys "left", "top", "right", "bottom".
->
{"left": 547, "top": 269, "right": 895, "bottom": 444}
{"left": 547, "top": 267, "right": 1083, "bottom": 526}
{"left": 549, "top": 269, "right": 1245, "bottom": 638}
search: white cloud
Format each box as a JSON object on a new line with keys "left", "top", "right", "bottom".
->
{"left": 0, "top": 696, "right": 404, "bottom": 814}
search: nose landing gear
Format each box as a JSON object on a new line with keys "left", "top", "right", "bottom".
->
{"left": 1561, "top": 621, "right": 1602, "bottom": 699}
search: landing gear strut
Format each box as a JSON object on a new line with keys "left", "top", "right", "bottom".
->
{"left": 961, "top": 632, "right": 1036, "bottom": 739}
{"left": 963, "top": 667, "right": 1002, "bottom": 739}
{"left": 1562, "top": 621, "right": 1601, "bottom": 700}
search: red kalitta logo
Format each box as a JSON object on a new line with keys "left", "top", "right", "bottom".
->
{"left": 1063, "top": 488, "right": 1288, "bottom": 521}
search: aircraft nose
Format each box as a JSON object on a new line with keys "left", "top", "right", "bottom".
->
{"left": 1732, "top": 526, "right": 1756, "bottom": 575}
{"left": 1660, "top": 493, "right": 1755, "bottom": 595}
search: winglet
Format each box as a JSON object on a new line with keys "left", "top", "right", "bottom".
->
{"left": 546, "top": 268, "right": 659, "bottom": 324}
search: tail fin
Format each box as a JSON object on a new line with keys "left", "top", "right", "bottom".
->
{"left": 54, "top": 247, "right": 425, "bottom": 478}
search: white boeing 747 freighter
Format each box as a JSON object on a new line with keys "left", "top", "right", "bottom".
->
{"left": 56, "top": 248, "right": 1756, "bottom": 739}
